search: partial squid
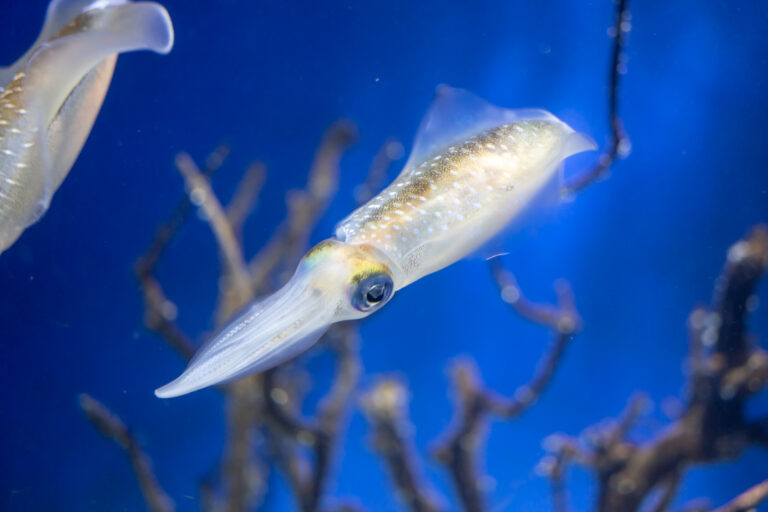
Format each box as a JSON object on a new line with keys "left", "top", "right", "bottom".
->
{"left": 0, "top": 0, "right": 174, "bottom": 254}
{"left": 156, "top": 86, "right": 596, "bottom": 398}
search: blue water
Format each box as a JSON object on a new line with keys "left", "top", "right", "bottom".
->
{"left": 1, "top": 1, "right": 767, "bottom": 510}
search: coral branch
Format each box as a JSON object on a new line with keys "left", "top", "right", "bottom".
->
{"left": 538, "top": 436, "right": 584, "bottom": 512}
{"left": 175, "top": 151, "right": 253, "bottom": 311}
{"left": 710, "top": 479, "right": 768, "bottom": 512}
{"left": 361, "top": 378, "right": 444, "bottom": 512}
{"left": 564, "top": 0, "right": 631, "bottom": 194}
{"left": 248, "top": 121, "right": 357, "bottom": 291}
{"left": 213, "top": 162, "right": 266, "bottom": 321}
{"left": 310, "top": 324, "right": 363, "bottom": 508}
{"left": 135, "top": 145, "right": 231, "bottom": 360}
{"left": 431, "top": 361, "right": 488, "bottom": 512}
{"left": 79, "top": 394, "right": 174, "bottom": 512}
{"left": 542, "top": 226, "right": 768, "bottom": 512}
{"left": 712, "top": 225, "right": 768, "bottom": 364}
{"left": 220, "top": 380, "right": 268, "bottom": 512}
{"left": 136, "top": 145, "right": 230, "bottom": 275}
{"left": 431, "top": 262, "right": 580, "bottom": 512}
{"left": 262, "top": 323, "right": 362, "bottom": 512}
{"left": 226, "top": 162, "right": 266, "bottom": 239}
{"left": 137, "top": 275, "right": 197, "bottom": 360}
{"left": 130, "top": 123, "right": 361, "bottom": 511}
{"left": 650, "top": 470, "right": 682, "bottom": 512}
{"left": 489, "top": 259, "right": 580, "bottom": 338}
{"left": 421, "top": 1, "right": 629, "bottom": 506}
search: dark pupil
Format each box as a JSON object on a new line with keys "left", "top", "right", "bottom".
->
{"left": 366, "top": 284, "right": 386, "bottom": 304}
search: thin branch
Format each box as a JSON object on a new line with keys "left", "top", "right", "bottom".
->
{"left": 713, "top": 225, "right": 768, "bottom": 365}
{"left": 135, "top": 145, "right": 230, "bottom": 360}
{"left": 551, "top": 226, "right": 768, "bottom": 512}
{"left": 248, "top": 121, "right": 357, "bottom": 291}
{"left": 687, "top": 306, "right": 709, "bottom": 377}
{"left": 537, "top": 435, "right": 584, "bottom": 512}
{"left": 226, "top": 161, "right": 266, "bottom": 238}
{"left": 650, "top": 470, "right": 682, "bottom": 512}
{"left": 488, "top": 259, "right": 580, "bottom": 334}
{"left": 309, "top": 324, "right": 363, "bottom": 509}
{"left": 564, "top": 0, "right": 631, "bottom": 194}
{"left": 262, "top": 324, "right": 362, "bottom": 512}
{"left": 263, "top": 368, "right": 315, "bottom": 441}
{"left": 549, "top": 448, "right": 572, "bottom": 512}
{"left": 212, "top": 162, "right": 267, "bottom": 322}
{"left": 137, "top": 276, "right": 197, "bottom": 359}
{"left": 605, "top": 393, "right": 650, "bottom": 449}
{"left": 175, "top": 152, "right": 253, "bottom": 311}
{"left": 221, "top": 380, "right": 268, "bottom": 512}
{"left": 432, "top": 263, "right": 580, "bottom": 512}
{"left": 432, "top": 361, "right": 487, "bottom": 512}
{"left": 79, "top": 394, "right": 174, "bottom": 512}
{"left": 361, "top": 378, "right": 444, "bottom": 512}
{"left": 710, "top": 479, "right": 768, "bottom": 512}
{"left": 433, "top": 1, "right": 632, "bottom": 498}
{"left": 136, "top": 145, "right": 230, "bottom": 275}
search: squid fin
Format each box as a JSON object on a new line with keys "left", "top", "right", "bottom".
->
{"left": 23, "top": 1, "right": 173, "bottom": 127}
{"left": 401, "top": 85, "right": 562, "bottom": 175}
{"left": 39, "top": 1, "right": 128, "bottom": 42}
{"left": 0, "top": 1, "right": 131, "bottom": 86}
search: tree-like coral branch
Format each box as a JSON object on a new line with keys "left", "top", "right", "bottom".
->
{"left": 710, "top": 479, "right": 768, "bottom": 512}
{"left": 219, "top": 381, "right": 268, "bottom": 512}
{"left": 175, "top": 151, "right": 255, "bottom": 318}
{"left": 361, "top": 378, "right": 444, "bottom": 512}
{"left": 248, "top": 121, "right": 357, "bottom": 292}
{"left": 262, "top": 323, "right": 362, "bottom": 512}
{"left": 542, "top": 226, "right": 768, "bottom": 512}
{"left": 650, "top": 470, "right": 682, "bottom": 512}
{"left": 134, "top": 144, "right": 231, "bottom": 360}
{"left": 79, "top": 394, "right": 174, "bottom": 512}
{"left": 431, "top": 265, "right": 580, "bottom": 512}
{"left": 135, "top": 275, "right": 197, "bottom": 360}
{"left": 538, "top": 434, "right": 584, "bottom": 512}
{"left": 136, "top": 145, "right": 231, "bottom": 276}
{"left": 226, "top": 162, "right": 266, "bottom": 240}
{"left": 124, "top": 122, "right": 363, "bottom": 511}
{"left": 360, "top": 0, "right": 631, "bottom": 498}
{"left": 564, "top": 0, "right": 631, "bottom": 194}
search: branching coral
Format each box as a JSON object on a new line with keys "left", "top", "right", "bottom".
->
{"left": 538, "top": 226, "right": 768, "bottom": 512}
{"left": 78, "top": 0, "right": 766, "bottom": 510}
{"left": 82, "top": 120, "right": 400, "bottom": 511}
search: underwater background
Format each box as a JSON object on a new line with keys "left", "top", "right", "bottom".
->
{"left": 1, "top": 0, "right": 767, "bottom": 510}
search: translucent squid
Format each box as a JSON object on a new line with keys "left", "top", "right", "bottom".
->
{"left": 156, "top": 86, "right": 596, "bottom": 398}
{"left": 0, "top": 0, "right": 174, "bottom": 254}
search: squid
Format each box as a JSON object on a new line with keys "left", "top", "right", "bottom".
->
{"left": 0, "top": 0, "right": 174, "bottom": 254}
{"left": 156, "top": 86, "right": 596, "bottom": 398}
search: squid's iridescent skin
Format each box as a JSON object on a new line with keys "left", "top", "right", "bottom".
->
{"left": 156, "top": 86, "right": 595, "bottom": 398}
{"left": 0, "top": 0, "right": 174, "bottom": 255}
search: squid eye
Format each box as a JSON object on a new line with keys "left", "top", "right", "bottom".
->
{"left": 351, "top": 273, "right": 394, "bottom": 312}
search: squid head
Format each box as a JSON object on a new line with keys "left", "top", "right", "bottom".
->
{"left": 155, "top": 240, "right": 399, "bottom": 398}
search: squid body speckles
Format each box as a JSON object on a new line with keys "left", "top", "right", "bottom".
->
{"left": 0, "top": 0, "right": 174, "bottom": 255}
{"left": 155, "top": 86, "right": 596, "bottom": 398}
